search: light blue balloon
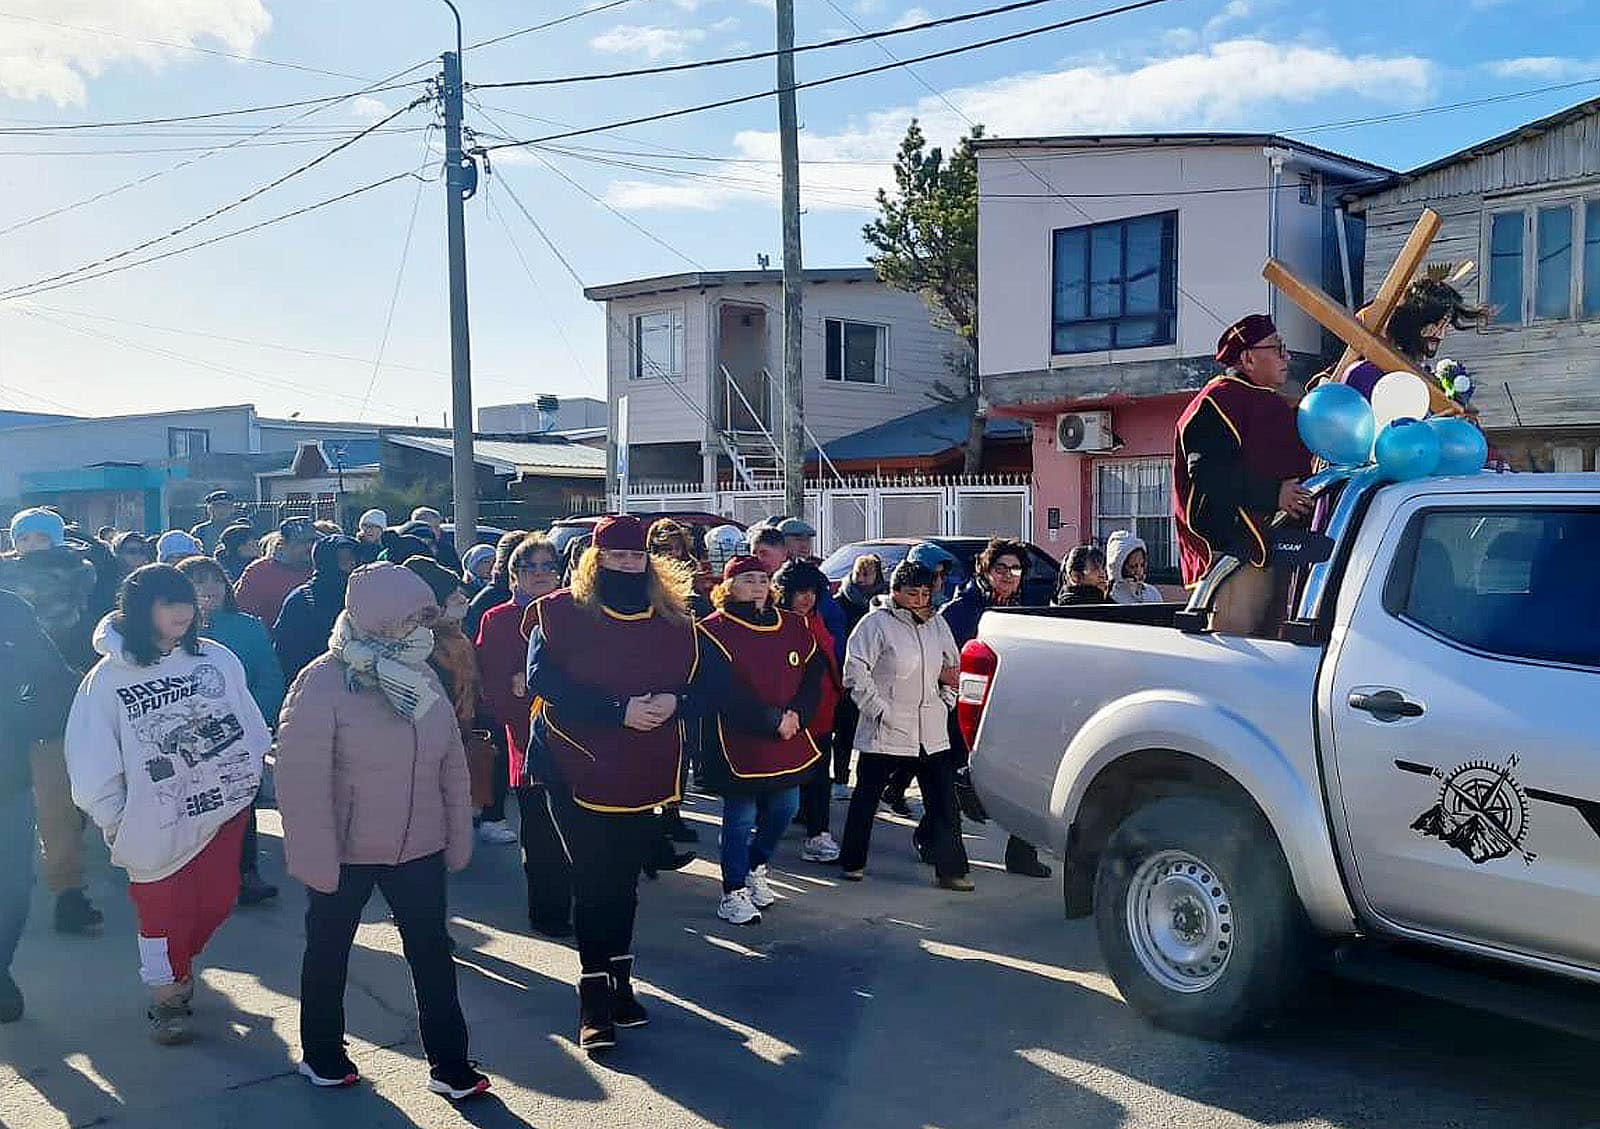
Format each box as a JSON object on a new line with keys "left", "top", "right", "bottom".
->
{"left": 1374, "top": 418, "right": 1441, "bottom": 482}
{"left": 1297, "top": 383, "right": 1376, "bottom": 466}
{"left": 1426, "top": 416, "right": 1488, "bottom": 476}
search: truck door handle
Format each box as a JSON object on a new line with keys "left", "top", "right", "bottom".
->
{"left": 1347, "top": 690, "right": 1425, "bottom": 720}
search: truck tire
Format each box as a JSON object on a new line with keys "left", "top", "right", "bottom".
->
{"left": 1093, "top": 795, "right": 1308, "bottom": 1039}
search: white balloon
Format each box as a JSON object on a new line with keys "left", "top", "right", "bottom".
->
{"left": 1371, "top": 371, "right": 1432, "bottom": 434}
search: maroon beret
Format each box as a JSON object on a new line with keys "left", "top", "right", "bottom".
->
{"left": 593, "top": 514, "right": 646, "bottom": 552}
{"left": 723, "top": 554, "right": 768, "bottom": 582}
{"left": 1215, "top": 314, "right": 1278, "bottom": 366}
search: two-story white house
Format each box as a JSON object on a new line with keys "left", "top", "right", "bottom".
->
{"left": 583, "top": 267, "right": 963, "bottom": 493}
{"left": 975, "top": 133, "right": 1389, "bottom": 580}
{"left": 1347, "top": 96, "right": 1600, "bottom": 473}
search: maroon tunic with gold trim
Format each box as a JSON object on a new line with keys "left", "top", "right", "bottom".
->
{"left": 533, "top": 590, "right": 698, "bottom": 813}
{"left": 1172, "top": 374, "right": 1312, "bottom": 585}
{"left": 698, "top": 608, "right": 821, "bottom": 794}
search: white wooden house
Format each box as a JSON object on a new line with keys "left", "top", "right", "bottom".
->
{"left": 1346, "top": 97, "right": 1600, "bottom": 471}
{"left": 583, "top": 268, "right": 963, "bottom": 492}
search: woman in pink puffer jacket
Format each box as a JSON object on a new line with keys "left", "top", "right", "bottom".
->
{"left": 275, "top": 563, "right": 487, "bottom": 1101}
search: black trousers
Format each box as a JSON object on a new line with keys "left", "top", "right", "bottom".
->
{"left": 831, "top": 699, "right": 858, "bottom": 784}
{"left": 300, "top": 851, "right": 468, "bottom": 1069}
{"left": 548, "top": 795, "right": 658, "bottom": 974}
{"left": 239, "top": 804, "right": 259, "bottom": 878}
{"left": 839, "top": 749, "right": 968, "bottom": 880}
{"left": 799, "top": 734, "right": 833, "bottom": 837}
{"left": 479, "top": 739, "right": 510, "bottom": 823}
{"left": 515, "top": 784, "right": 573, "bottom": 929}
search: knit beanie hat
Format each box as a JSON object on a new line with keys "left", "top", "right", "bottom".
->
{"left": 8, "top": 507, "right": 66, "bottom": 549}
{"left": 402, "top": 554, "right": 467, "bottom": 606}
{"left": 461, "top": 544, "right": 495, "bottom": 576}
{"left": 156, "top": 529, "right": 203, "bottom": 563}
{"left": 358, "top": 508, "right": 388, "bottom": 531}
{"left": 344, "top": 563, "right": 436, "bottom": 636}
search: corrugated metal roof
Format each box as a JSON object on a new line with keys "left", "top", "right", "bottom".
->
{"left": 386, "top": 434, "right": 606, "bottom": 478}
{"left": 584, "top": 267, "right": 876, "bottom": 302}
{"left": 812, "top": 398, "right": 1027, "bottom": 462}
{"left": 974, "top": 133, "right": 1392, "bottom": 177}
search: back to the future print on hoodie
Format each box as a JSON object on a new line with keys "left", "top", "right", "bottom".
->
{"left": 65, "top": 616, "right": 271, "bottom": 883}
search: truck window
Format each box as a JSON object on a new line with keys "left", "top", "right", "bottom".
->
{"left": 1387, "top": 508, "right": 1600, "bottom": 668}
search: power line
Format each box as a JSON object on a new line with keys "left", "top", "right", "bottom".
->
{"left": 0, "top": 130, "right": 432, "bottom": 158}
{"left": 483, "top": 186, "right": 593, "bottom": 383}
{"left": 478, "top": 0, "right": 1177, "bottom": 153}
{"left": 357, "top": 129, "right": 435, "bottom": 419}
{"left": 471, "top": 0, "right": 1069, "bottom": 90}
{"left": 0, "top": 171, "right": 419, "bottom": 302}
{"left": 1285, "top": 75, "right": 1600, "bottom": 137}
{"left": 0, "top": 79, "right": 426, "bottom": 135}
{"left": 0, "top": 10, "right": 370, "bottom": 82}
{"left": 470, "top": 101, "right": 704, "bottom": 269}
{"left": 466, "top": 0, "right": 639, "bottom": 52}
{"left": 0, "top": 97, "right": 427, "bottom": 298}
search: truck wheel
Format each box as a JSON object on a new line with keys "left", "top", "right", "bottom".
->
{"left": 1093, "top": 795, "right": 1307, "bottom": 1039}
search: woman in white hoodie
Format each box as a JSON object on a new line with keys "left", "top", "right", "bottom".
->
{"left": 65, "top": 565, "right": 270, "bottom": 1045}
{"left": 1105, "top": 530, "right": 1165, "bottom": 605}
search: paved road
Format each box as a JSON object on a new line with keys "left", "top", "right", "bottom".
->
{"left": 4, "top": 791, "right": 1598, "bottom": 1129}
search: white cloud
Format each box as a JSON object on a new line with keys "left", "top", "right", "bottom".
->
{"left": 349, "top": 95, "right": 389, "bottom": 120}
{"left": 1484, "top": 55, "right": 1597, "bottom": 79}
{"left": 1203, "top": 0, "right": 1252, "bottom": 38}
{"left": 589, "top": 23, "right": 707, "bottom": 60}
{"left": 605, "top": 37, "right": 1435, "bottom": 213}
{"left": 709, "top": 16, "right": 741, "bottom": 33}
{"left": 892, "top": 7, "right": 932, "bottom": 30}
{"left": 0, "top": 0, "right": 270, "bottom": 106}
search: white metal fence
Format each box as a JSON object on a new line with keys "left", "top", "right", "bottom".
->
{"left": 612, "top": 475, "right": 1031, "bottom": 555}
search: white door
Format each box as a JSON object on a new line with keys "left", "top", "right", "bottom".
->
{"left": 1327, "top": 495, "right": 1600, "bottom": 966}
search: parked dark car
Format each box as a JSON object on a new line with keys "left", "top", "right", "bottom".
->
{"left": 440, "top": 523, "right": 508, "bottom": 554}
{"left": 546, "top": 512, "right": 744, "bottom": 558}
{"left": 818, "top": 537, "right": 1059, "bottom": 606}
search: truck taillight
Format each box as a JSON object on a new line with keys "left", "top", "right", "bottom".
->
{"left": 957, "top": 639, "right": 997, "bottom": 749}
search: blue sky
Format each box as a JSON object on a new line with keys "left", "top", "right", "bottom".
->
{"left": 0, "top": 0, "right": 1595, "bottom": 425}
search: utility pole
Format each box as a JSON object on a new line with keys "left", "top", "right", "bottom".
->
{"left": 776, "top": 0, "right": 805, "bottom": 519}
{"left": 440, "top": 30, "right": 478, "bottom": 544}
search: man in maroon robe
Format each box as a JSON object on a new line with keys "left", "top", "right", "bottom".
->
{"left": 1172, "top": 314, "right": 1314, "bottom": 635}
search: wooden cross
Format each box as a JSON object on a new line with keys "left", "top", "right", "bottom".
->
{"left": 1262, "top": 207, "right": 1462, "bottom": 417}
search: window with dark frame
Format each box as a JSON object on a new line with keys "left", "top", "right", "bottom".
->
{"left": 823, "top": 318, "right": 886, "bottom": 384}
{"left": 631, "top": 309, "right": 684, "bottom": 380}
{"left": 1051, "top": 211, "right": 1177, "bottom": 355}
{"left": 168, "top": 427, "right": 210, "bottom": 457}
{"left": 1485, "top": 198, "right": 1600, "bottom": 327}
{"left": 1487, "top": 211, "right": 1524, "bottom": 325}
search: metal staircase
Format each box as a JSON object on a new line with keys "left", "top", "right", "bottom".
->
{"left": 716, "top": 366, "right": 849, "bottom": 493}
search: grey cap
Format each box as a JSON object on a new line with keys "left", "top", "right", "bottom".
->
{"left": 776, "top": 517, "right": 816, "bottom": 537}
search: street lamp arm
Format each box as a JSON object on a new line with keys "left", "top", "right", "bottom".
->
{"left": 435, "top": 0, "right": 464, "bottom": 70}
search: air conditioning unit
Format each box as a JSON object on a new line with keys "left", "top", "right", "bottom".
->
{"left": 1055, "top": 410, "right": 1113, "bottom": 453}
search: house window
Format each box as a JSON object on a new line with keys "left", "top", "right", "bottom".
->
{"left": 631, "top": 310, "right": 684, "bottom": 380}
{"left": 1535, "top": 204, "right": 1574, "bottom": 320}
{"left": 168, "top": 427, "right": 210, "bottom": 457}
{"left": 1051, "top": 211, "right": 1177, "bottom": 354}
{"left": 824, "top": 318, "right": 886, "bottom": 385}
{"left": 1585, "top": 200, "right": 1600, "bottom": 318}
{"left": 1487, "top": 211, "right": 1524, "bottom": 325}
{"left": 1094, "top": 458, "right": 1177, "bottom": 584}
{"left": 1486, "top": 199, "right": 1600, "bottom": 326}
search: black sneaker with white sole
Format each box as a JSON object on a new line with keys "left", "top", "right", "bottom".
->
{"left": 299, "top": 1055, "right": 359, "bottom": 1088}
{"left": 428, "top": 1062, "right": 490, "bottom": 1100}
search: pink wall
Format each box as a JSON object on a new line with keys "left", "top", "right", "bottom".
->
{"left": 1021, "top": 394, "right": 1191, "bottom": 560}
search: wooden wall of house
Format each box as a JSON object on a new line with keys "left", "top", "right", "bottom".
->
{"left": 1354, "top": 109, "right": 1600, "bottom": 432}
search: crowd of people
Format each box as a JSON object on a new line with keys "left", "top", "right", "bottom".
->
{"left": 0, "top": 492, "right": 1158, "bottom": 1096}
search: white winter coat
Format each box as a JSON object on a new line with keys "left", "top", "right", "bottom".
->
{"left": 842, "top": 595, "right": 959, "bottom": 758}
{"left": 1106, "top": 530, "right": 1164, "bottom": 606}
{"left": 65, "top": 616, "right": 270, "bottom": 883}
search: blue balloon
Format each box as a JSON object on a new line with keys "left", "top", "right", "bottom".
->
{"left": 1298, "top": 383, "right": 1376, "bottom": 466}
{"left": 1426, "top": 416, "right": 1488, "bottom": 476}
{"left": 1374, "top": 418, "right": 1441, "bottom": 482}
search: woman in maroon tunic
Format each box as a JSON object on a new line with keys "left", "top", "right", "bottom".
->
{"left": 526, "top": 517, "right": 772, "bottom": 1054}
{"left": 699, "top": 556, "right": 826, "bottom": 926}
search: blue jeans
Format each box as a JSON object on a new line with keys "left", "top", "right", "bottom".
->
{"left": 0, "top": 790, "right": 36, "bottom": 975}
{"left": 719, "top": 788, "right": 800, "bottom": 894}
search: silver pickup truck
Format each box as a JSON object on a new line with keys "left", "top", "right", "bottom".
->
{"left": 961, "top": 471, "right": 1599, "bottom": 1038}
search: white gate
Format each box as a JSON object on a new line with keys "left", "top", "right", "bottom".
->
{"left": 615, "top": 475, "right": 1031, "bottom": 555}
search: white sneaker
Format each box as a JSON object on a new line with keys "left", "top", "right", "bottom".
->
{"left": 831, "top": 784, "right": 852, "bottom": 801}
{"left": 717, "top": 888, "right": 762, "bottom": 925}
{"left": 746, "top": 864, "right": 778, "bottom": 908}
{"left": 801, "top": 832, "right": 841, "bottom": 863}
{"left": 477, "top": 820, "right": 518, "bottom": 845}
